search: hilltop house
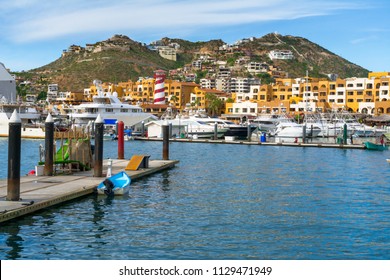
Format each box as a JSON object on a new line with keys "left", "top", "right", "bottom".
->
{"left": 0, "top": 63, "right": 16, "bottom": 102}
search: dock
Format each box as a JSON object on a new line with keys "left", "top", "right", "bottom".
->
{"left": 134, "top": 137, "right": 367, "bottom": 149}
{"left": 0, "top": 159, "right": 179, "bottom": 224}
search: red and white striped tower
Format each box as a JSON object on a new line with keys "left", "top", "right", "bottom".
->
{"left": 153, "top": 70, "right": 166, "bottom": 104}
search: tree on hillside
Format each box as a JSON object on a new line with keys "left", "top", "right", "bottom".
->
{"left": 256, "top": 73, "right": 274, "bottom": 84}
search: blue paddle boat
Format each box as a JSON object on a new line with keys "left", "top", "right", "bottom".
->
{"left": 97, "top": 171, "right": 131, "bottom": 195}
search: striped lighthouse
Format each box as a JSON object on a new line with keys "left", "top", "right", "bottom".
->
{"left": 154, "top": 70, "right": 166, "bottom": 104}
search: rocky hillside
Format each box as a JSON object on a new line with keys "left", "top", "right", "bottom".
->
{"left": 241, "top": 33, "right": 367, "bottom": 78}
{"left": 21, "top": 33, "right": 368, "bottom": 92}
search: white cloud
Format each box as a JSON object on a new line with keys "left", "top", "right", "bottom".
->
{"left": 350, "top": 36, "right": 377, "bottom": 45}
{"left": 6, "top": 0, "right": 368, "bottom": 43}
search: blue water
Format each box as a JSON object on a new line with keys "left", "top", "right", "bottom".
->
{"left": 1, "top": 138, "right": 390, "bottom": 260}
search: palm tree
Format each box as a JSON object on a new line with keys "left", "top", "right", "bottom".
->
{"left": 170, "top": 95, "right": 178, "bottom": 106}
{"left": 206, "top": 93, "right": 224, "bottom": 116}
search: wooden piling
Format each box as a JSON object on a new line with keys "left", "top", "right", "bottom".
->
{"left": 94, "top": 115, "right": 104, "bottom": 177}
{"left": 162, "top": 121, "right": 169, "bottom": 160}
{"left": 43, "top": 114, "right": 54, "bottom": 176}
{"left": 7, "top": 110, "right": 21, "bottom": 201}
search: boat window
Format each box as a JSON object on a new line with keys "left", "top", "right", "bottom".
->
{"left": 105, "top": 109, "right": 113, "bottom": 112}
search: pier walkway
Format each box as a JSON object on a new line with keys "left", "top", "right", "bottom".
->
{"left": 0, "top": 159, "right": 179, "bottom": 224}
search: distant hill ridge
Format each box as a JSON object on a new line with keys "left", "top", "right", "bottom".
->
{"left": 27, "top": 33, "right": 368, "bottom": 91}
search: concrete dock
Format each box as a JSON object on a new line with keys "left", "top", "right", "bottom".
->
{"left": 0, "top": 159, "right": 179, "bottom": 224}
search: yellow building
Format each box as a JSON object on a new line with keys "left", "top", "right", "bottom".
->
{"left": 80, "top": 72, "right": 390, "bottom": 117}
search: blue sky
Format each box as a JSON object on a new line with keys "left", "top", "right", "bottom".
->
{"left": 1, "top": 0, "right": 389, "bottom": 73}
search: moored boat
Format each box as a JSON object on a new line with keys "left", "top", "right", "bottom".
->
{"left": 0, "top": 104, "right": 45, "bottom": 138}
{"left": 67, "top": 80, "right": 157, "bottom": 130}
{"left": 364, "top": 141, "right": 388, "bottom": 151}
{"left": 97, "top": 171, "right": 131, "bottom": 195}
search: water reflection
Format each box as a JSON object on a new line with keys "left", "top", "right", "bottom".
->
{"left": 3, "top": 224, "right": 24, "bottom": 259}
{"left": 1, "top": 141, "right": 390, "bottom": 260}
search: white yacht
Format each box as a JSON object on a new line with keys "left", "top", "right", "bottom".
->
{"left": 274, "top": 120, "right": 322, "bottom": 138}
{"left": 68, "top": 81, "right": 157, "bottom": 130}
{"left": 0, "top": 103, "right": 45, "bottom": 139}
{"left": 188, "top": 116, "right": 257, "bottom": 139}
{"left": 250, "top": 114, "right": 291, "bottom": 135}
{"left": 146, "top": 118, "right": 229, "bottom": 139}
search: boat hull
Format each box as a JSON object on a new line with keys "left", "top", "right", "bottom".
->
{"left": 364, "top": 141, "right": 388, "bottom": 151}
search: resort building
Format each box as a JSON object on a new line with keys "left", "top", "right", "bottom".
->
{"left": 76, "top": 72, "right": 390, "bottom": 118}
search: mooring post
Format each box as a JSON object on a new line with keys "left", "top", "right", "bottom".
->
{"left": 310, "top": 124, "right": 314, "bottom": 142}
{"left": 117, "top": 121, "right": 124, "bottom": 159}
{"left": 169, "top": 123, "right": 173, "bottom": 138}
{"left": 7, "top": 110, "right": 21, "bottom": 201}
{"left": 247, "top": 124, "right": 252, "bottom": 142}
{"left": 343, "top": 123, "right": 348, "bottom": 144}
{"left": 94, "top": 114, "right": 104, "bottom": 177}
{"left": 141, "top": 121, "right": 145, "bottom": 137}
{"left": 302, "top": 124, "right": 307, "bottom": 143}
{"left": 43, "top": 113, "right": 54, "bottom": 176}
{"left": 214, "top": 122, "right": 218, "bottom": 140}
{"left": 162, "top": 121, "right": 169, "bottom": 160}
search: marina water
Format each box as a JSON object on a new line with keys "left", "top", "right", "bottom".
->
{"left": 1, "top": 138, "right": 390, "bottom": 260}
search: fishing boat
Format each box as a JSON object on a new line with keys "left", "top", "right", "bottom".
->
{"left": 97, "top": 171, "right": 131, "bottom": 196}
{"left": 364, "top": 141, "right": 388, "bottom": 151}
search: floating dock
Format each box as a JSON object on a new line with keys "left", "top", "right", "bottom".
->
{"left": 134, "top": 137, "right": 367, "bottom": 149}
{"left": 0, "top": 159, "right": 179, "bottom": 224}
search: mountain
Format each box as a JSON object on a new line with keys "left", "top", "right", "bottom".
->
{"left": 20, "top": 33, "right": 369, "bottom": 92}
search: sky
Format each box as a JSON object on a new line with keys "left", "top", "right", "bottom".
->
{"left": 1, "top": 0, "right": 389, "bottom": 73}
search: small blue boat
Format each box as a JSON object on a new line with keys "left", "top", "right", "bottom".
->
{"left": 97, "top": 171, "right": 131, "bottom": 195}
{"left": 364, "top": 141, "right": 388, "bottom": 151}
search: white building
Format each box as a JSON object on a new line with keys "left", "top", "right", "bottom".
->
{"left": 47, "top": 84, "right": 59, "bottom": 101}
{"left": 200, "top": 78, "right": 216, "bottom": 89}
{"left": 269, "top": 50, "right": 294, "bottom": 60}
{"left": 0, "top": 62, "right": 17, "bottom": 102}
{"left": 229, "top": 101, "right": 258, "bottom": 116}
{"left": 246, "top": 62, "right": 269, "bottom": 74}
